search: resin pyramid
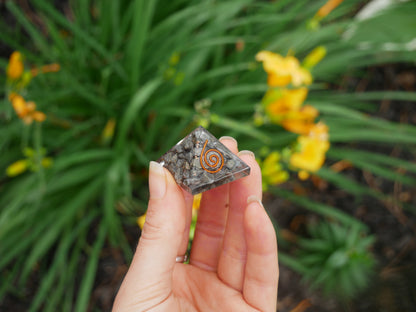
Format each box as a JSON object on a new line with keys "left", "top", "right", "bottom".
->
{"left": 158, "top": 126, "right": 250, "bottom": 195}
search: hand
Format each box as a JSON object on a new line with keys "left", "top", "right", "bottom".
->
{"left": 113, "top": 138, "right": 278, "bottom": 312}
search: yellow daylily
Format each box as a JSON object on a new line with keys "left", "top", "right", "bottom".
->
{"left": 101, "top": 118, "right": 116, "bottom": 143}
{"left": 9, "top": 93, "right": 46, "bottom": 125}
{"left": 280, "top": 105, "right": 319, "bottom": 135}
{"left": 41, "top": 157, "right": 53, "bottom": 169}
{"left": 193, "top": 193, "right": 202, "bottom": 211}
{"left": 316, "top": 0, "right": 344, "bottom": 18}
{"left": 264, "top": 88, "right": 308, "bottom": 113}
{"left": 6, "top": 159, "right": 29, "bottom": 177}
{"left": 137, "top": 213, "right": 146, "bottom": 229}
{"left": 6, "top": 147, "right": 53, "bottom": 177}
{"left": 290, "top": 122, "right": 330, "bottom": 175}
{"left": 260, "top": 151, "right": 289, "bottom": 190}
{"left": 290, "top": 135, "right": 329, "bottom": 173}
{"left": 309, "top": 121, "right": 329, "bottom": 140}
{"left": 262, "top": 88, "right": 320, "bottom": 135}
{"left": 30, "top": 63, "right": 61, "bottom": 77}
{"left": 7, "top": 51, "right": 24, "bottom": 80}
{"left": 256, "top": 51, "right": 312, "bottom": 87}
{"left": 303, "top": 46, "right": 327, "bottom": 69}
{"left": 263, "top": 88, "right": 308, "bottom": 122}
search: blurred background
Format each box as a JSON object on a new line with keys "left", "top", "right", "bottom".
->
{"left": 0, "top": 0, "right": 415, "bottom": 311}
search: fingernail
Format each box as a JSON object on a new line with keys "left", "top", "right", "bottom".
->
{"left": 238, "top": 150, "right": 255, "bottom": 158}
{"left": 149, "top": 161, "right": 166, "bottom": 199}
{"left": 219, "top": 136, "right": 237, "bottom": 146}
{"left": 247, "top": 195, "right": 263, "bottom": 207}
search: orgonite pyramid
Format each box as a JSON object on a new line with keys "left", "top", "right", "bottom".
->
{"left": 158, "top": 126, "right": 250, "bottom": 195}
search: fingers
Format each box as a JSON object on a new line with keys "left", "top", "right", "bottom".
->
{"left": 243, "top": 197, "right": 278, "bottom": 312}
{"left": 217, "top": 151, "right": 262, "bottom": 291}
{"left": 113, "top": 161, "right": 187, "bottom": 310}
{"left": 190, "top": 137, "right": 238, "bottom": 271}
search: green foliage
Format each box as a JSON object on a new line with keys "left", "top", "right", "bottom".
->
{"left": 297, "top": 221, "right": 375, "bottom": 300}
{"left": 0, "top": 0, "right": 415, "bottom": 310}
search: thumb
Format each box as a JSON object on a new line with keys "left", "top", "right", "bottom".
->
{"left": 114, "top": 161, "right": 186, "bottom": 310}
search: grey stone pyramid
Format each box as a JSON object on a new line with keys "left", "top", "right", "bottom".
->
{"left": 158, "top": 126, "right": 250, "bottom": 195}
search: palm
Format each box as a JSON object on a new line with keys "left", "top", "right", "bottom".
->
{"left": 168, "top": 264, "right": 261, "bottom": 311}
{"left": 113, "top": 138, "right": 278, "bottom": 312}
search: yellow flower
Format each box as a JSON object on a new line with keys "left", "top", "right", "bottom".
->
{"left": 10, "top": 93, "right": 28, "bottom": 118}
{"left": 290, "top": 123, "right": 330, "bottom": 173}
{"left": 263, "top": 88, "right": 308, "bottom": 122}
{"left": 7, "top": 148, "right": 53, "bottom": 177}
{"left": 31, "top": 111, "right": 47, "bottom": 123}
{"left": 41, "top": 157, "right": 53, "bottom": 168}
{"left": 256, "top": 51, "right": 312, "bottom": 87}
{"left": 290, "top": 136, "right": 329, "bottom": 172}
{"left": 263, "top": 88, "right": 320, "bottom": 135}
{"left": 303, "top": 46, "right": 327, "bottom": 69}
{"left": 9, "top": 94, "right": 46, "bottom": 124}
{"left": 6, "top": 159, "right": 29, "bottom": 177}
{"left": 137, "top": 213, "right": 146, "bottom": 229}
{"left": 309, "top": 122, "right": 329, "bottom": 140}
{"left": 30, "top": 63, "right": 60, "bottom": 77}
{"left": 261, "top": 152, "right": 289, "bottom": 190}
{"left": 169, "top": 52, "right": 180, "bottom": 66}
{"left": 316, "top": 0, "right": 344, "bottom": 18}
{"left": 7, "top": 51, "right": 24, "bottom": 80}
{"left": 281, "top": 105, "right": 319, "bottom": 135}
{"left": 101, "top": 118, "right": 116, "bottom": 143}
{"left": 193, "top": 193, "right": 202, "bottom": 211}
{"left": 298, "top": 170, "right": 310, "bottom": 180}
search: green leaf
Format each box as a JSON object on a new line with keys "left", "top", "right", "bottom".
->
{"left": 21, "top": 177, "right": 104, "bottom": 280}
{"left": 270, "top": 188, "right": 367, "bottom": 230}
{"left": 74, "top": 221, "right": 107, "bottom": 312}
{"left": 116, "top": 78, "right": 162, "bottom": 150}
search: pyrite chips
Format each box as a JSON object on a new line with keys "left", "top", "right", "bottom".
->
{"left": 158, "top": 126, "right": 250, "bottom": 195}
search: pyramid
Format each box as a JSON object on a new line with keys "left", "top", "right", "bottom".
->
{"left": 158, "top": 126, "right": 250, "bottom": 195}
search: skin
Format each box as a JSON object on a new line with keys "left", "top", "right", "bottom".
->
{"left": 113, "top": 138, "right": 278, "bottom": 312}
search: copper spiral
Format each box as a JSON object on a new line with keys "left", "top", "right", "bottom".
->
{"left": 200, "top": 140, "right": 224, "bottom": 173}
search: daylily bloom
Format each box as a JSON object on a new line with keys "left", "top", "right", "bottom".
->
{"left": 263, "top": 88, "right": 308, "bottom": 118}
{"left": 256, "top": 51, "right": 312, "bottom": 87}
{"left": 262, "top": 87, "right": 319, "bottom": 135}
{"left": 290, "top": 135, "right": 329, "bottom": 173}
{"left": 6, "top": 148, "right": 53, "bottom": 177}
{"left": 280, "top": 105, "right": 319, "bottom": 135}
{"left": 30, "top": 63, "right": 61, "bottom": 77}
{"left": 9, "top": 93, "right": 46, "bottom": 125}
{"left": 7, "top": 51, "right": 24, "bottom": 80}
{"left": 6, "top": 159, "right": 29, "bottom": 177}
{"left": 316, "top": 0, "right": 344, "bottom": 18}
{"left": 192, "top": 193, "right": 202, "bottom": 211}
{"left": 302, "top": 46, "right": 327, "bottom": 69}
{"left": 101, "top": 118, "right": 116, "bottom": 144}
{"left": 309, "top": 121, "right": 329, "bottom": 140}
{"left": 290, "top": 122, "right": 330, "bottom": 175}
{"left": 137, "top": 213, "right": 146, "bottom": 229}
{"left": 260, "top": 151, "right": 289, "bottom": 190}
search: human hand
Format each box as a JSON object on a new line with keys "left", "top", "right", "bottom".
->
{"left": 113, "top": 137, "right": 278, "bottom": 312}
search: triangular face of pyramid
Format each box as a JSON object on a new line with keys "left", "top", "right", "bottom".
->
{"left": 158, "top": 126, "right": 250, "bottom": 195}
